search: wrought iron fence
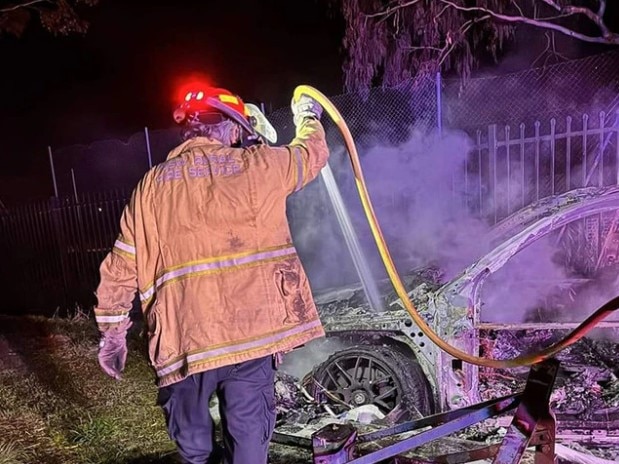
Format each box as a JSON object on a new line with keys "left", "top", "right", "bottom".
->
{"left": 461, "top": 110, "right": 619, "bottom": 224}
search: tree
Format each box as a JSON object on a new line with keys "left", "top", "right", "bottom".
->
{"left": 0, "top": 0, "right": 99, "bottom": 37}
{"left": 334, "top": 0, "right": 619, "bottom": 92}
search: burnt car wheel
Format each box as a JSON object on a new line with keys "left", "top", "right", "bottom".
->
{"left": 308, "top": 345, "right": 433, "bottom": 420}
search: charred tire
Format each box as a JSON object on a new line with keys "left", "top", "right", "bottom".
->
{"left": 308, "top": 345, "right": 433, "bottom": 421}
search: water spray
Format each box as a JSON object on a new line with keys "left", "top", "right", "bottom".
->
{"left": 293, "top": 84, "right": 619, "bottom": 369}
{"left": 320, "top": 163, "right": 384, "bottom": 311}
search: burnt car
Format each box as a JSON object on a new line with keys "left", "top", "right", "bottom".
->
{"left": 281, "top": 186, "right": 619, "bottom": 444}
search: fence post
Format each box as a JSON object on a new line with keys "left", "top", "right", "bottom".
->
{"left": 519, "top": 123, "right": 525, "bottom": 209}
{"left": 48, "top": 146, "right": 59, "bottom": 198}
{"left": 71, "top": 168, "right": 79, "bottom": 203}
{"left": 583, "top": 114, "right": 589, "bottom": 186}
{"left": 534, "top": 121, "right": 541, "bottom": 200}
{"left": 476, "top": 130, "right": 483, "bottom": 216}
{"left": 436, "top": 72, "right": 443, "bottom": 137}
{"left": 50, "top": 197, "right": 71, "bottom": 309}
{"left": 550, "top": 118, "right": 556, "bottom": 195}
{"left": 505, "top": 125, "right": 511, "bottom": 215}
{"left": 145, "top": 126, "right": 153, "bottom": 169}
{"left": 599, "top": 111, "right": 606, "bottom": 187}
{"left": 566, "top": 116, "right": 572, "bottom": 190}
{"left": 488, "top": 124, "right": 497, "bottom": 223}
{"left": 616, "top": 110, "right": 619, "bottom": 185}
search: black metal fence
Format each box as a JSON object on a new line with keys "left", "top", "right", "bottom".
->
{"left": 0, "top": 191, "right": 129, "bottom": 314}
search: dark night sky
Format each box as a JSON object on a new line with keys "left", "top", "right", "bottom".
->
{"left": 0, "top": 0, "right": 344, "bottom": 202}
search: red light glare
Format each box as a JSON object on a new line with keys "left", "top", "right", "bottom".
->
{"left": 174, "top": 74, "right": 214, "bottom": 106}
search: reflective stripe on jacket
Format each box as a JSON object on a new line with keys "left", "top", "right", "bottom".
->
{"left": 95, "top": 118, "right": 329, "bottom": 386}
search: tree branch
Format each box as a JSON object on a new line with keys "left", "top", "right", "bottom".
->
{"left": 435, "top": 4, "right": 451, "bottom": 19}
{"left": 0, "top": 0, "right": 49, "bottom": 13}
{"left": 562, "top": 5, "right": 609, "bottom": 35}
{"left": 437, "top": 0, "right": 619, "bottom": 44}
{"left": 510, "top": 0, "right": 526, "bottom": 17}
{"left": 363, "top": 0, "right": 423, "bottom": 19}
{"left": 405, "top": 45, "right": 445, "bottom": 53}
{"left": 438, "top": 15, "right": 492, "bottom": 67}
{"left": 402, "top": 14, "right": 494, "bottom": 72}
{"left": 539, "top": 0, "right": 561, "bottom": 11}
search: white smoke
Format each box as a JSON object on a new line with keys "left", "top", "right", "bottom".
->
{"left": 358, "top": 128, "right": 490, "bottom": 279}
{"left": 481, "top": 235, "right": 568, "bottom": 323}
{"left": 289, "top": 114, "right": 619, "bottom": 327}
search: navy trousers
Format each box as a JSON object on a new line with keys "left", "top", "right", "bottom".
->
{"left": 157, "top": 356, "right": 277, "bottom": 464}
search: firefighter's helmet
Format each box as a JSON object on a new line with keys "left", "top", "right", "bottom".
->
{"left": 173, "top": 87, "right": 253, "bottom": 133}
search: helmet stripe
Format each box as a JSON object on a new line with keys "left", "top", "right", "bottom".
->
{"left": 219, "top": 94, "right": 239, "bottom": 105}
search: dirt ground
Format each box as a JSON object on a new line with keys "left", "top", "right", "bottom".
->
{"left": 1, "top": 315, "right": 617, "bottom": 463}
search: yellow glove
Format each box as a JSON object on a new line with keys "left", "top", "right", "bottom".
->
{"left": 291, "top": 95, "right": 323, "bottom": 127}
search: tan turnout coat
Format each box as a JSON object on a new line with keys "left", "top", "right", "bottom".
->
{"left": 94, "top": 118, "right": 329, "bottom": 386}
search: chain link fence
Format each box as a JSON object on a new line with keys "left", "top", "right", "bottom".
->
{"left": 443, "top": 50, "right": 619, "bottom": 131}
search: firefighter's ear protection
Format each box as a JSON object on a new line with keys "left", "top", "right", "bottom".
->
{"left": 246, "top": 103, "right": 277, "bottom": 144}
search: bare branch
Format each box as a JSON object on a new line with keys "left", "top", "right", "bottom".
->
{"left": 0, "top": 0, "right": 49, "bottom": 13}
{"left": 363, "top": 0, "right": 423, "bottom": 19}
{"left": 435, "top": 4, "right": 450, "bottom": 18}
{"left": 403, "top": 12, "right": 494, "bottom": 71}
{"left": 539, "top": 0, "right": 561, "bottom": 11}
{"left": 510, "top": 0, "right": 526, "bottom": 17}
{"left": 437, "top": 0, "right": 619, "bottom": 44}
{"left": 531, "top": 31, "right": 569, "bottom": 68}
{"left": 405, "top": 45, "right": 445, "bottom": 53}
{"left": 437, "top": 15, "right": 491, "bottom": 67}
{"left": 460, "top": 15, "right": 492, "bottom": 34}
{"left": 562, "top": 5, "right": 609, "bottom": 35}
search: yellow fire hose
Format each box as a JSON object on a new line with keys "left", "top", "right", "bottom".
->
{"left": 294, "top": 84, "right": 619, "bottom": 368}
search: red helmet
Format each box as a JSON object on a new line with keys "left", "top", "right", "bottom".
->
{"left": 173, "top": 87, "right": 252, "bottom": 131}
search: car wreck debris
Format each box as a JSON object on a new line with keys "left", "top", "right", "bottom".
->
{"left": 269, "top": 188, "right": 619, "bottom": 462}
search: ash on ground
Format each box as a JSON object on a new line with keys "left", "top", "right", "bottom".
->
{"left": 473, "top": 330, "right": 619, "bottom": 462}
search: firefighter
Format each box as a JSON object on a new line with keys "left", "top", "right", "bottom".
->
{"left": 94, "top": 86, "right": 328, "bottom": 464}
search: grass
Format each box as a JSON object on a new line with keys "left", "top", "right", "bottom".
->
{"left": 0, "top": 314, "right": 178, "bottom": 464}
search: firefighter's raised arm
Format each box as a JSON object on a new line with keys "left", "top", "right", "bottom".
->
{"left": 272, "top": 95, "right": 329, "bottom": 194}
